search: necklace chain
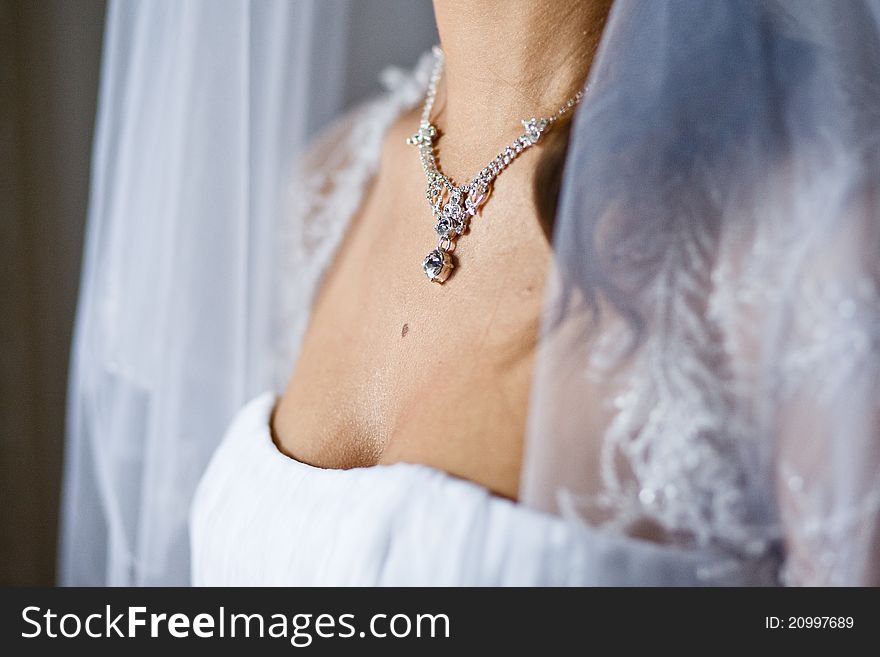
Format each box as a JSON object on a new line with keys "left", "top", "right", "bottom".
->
{"left": 408, "top": 46, "right": 587, "bottom": 283}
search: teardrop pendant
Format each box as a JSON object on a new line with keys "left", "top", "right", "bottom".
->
{"left": 422, "top": 247, "right": 453, "bottom": 283}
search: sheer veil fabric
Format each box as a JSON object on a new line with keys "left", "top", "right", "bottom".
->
{"left": 63, "top": 0, "right": 880, "bottom": 585}
{"left": 59, "top": 0, "right": 434, "bottom": 586}
{"left": 521, "top": 0, "right": 880, "bottom": 585}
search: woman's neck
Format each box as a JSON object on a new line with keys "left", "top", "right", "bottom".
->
{"left": 431, "top": 0, "right": 611, "bottom": 147}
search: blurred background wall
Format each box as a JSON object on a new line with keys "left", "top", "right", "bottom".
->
{"left": 0, "top": 0, "right": 106, "bottom": 586}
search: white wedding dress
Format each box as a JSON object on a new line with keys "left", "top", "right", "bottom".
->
{"left": 188, "top": 54, "right": 787, "bottom": 587}
{"left": 190, "top": 392, "right": 781, "bottom": 586}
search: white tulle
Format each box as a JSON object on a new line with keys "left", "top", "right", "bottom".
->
{"left": 521, "top": 0, "right": 880, "bottom": 585}
{"left": 59, "top": 0, "right": 435, "bottom": 585}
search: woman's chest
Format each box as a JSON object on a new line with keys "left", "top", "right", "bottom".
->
{"left": 273, "top": 154, "right": 556, "bottom": 497}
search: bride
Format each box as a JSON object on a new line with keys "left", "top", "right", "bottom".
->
{"left": 188, "top": 0, "right": 880, "bottom": 586}
{"left": 64, "top": 0, "right": 880, "bottom": 586}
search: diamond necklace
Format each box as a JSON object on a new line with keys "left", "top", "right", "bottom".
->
{"left": 408, "top": 46, "right": 587, "bottom": 283}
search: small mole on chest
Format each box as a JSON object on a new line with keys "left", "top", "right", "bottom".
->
{"left": 401, "top": 323, "right": 409, "bottom": 338}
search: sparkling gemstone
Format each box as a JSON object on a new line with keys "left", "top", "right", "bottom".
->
{"left": 423, "top": 248, "right": 452, "bottom": 283}
{"left": 442, "top": 199, "right": 464, "bottom": 222}
{"left": 465, "top": 185, "right": 487, "bottom": 216}
{"left": 521, "top": 117, "right": 548, "bottom": 144}
{"left": 435, "top": 218, "right": 460, "bottom": 238}
{"left": 436, "top": 206, "right": 466, "bottom": 236}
